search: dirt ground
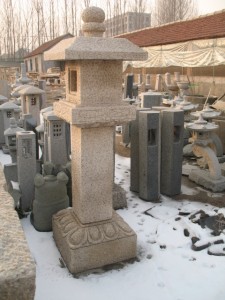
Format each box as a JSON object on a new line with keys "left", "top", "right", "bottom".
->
{"left": 115, "top": 134, "right": 225, "bottom": 208}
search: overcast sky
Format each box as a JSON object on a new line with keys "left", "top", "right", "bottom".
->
{"left": 196, "top": 0, "right": 225, "bottom": 14}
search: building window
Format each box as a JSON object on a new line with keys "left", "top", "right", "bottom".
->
{"left": 30, "top": 59, "right": 33, "bottom": 71}
{"left": 6, "top": 111, "right": 12, "bottom": 118}
{"left": 31, "top": 97, "right": 36, "bottom": 105}
{"left": 53, "top": 123, "right": 62, "bottom": 137}
{"left": 69, "top": 69, "right": 77, "bottom": 93}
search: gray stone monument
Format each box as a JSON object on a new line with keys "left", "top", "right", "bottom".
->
{"left": 130, "top": 108, "right": 151, "bottom": 193}
{"left": 17, "top": 131, "right": 36, "bottom": 211}
{"left": 0, "top": 102, "right": 21, "bottom": 148}
{"left": 19, "top": 86, "right": 45, "bottom": 126}
{"left": 43, "top": 110, "right": 69, "bottom": 166}
{"left": 124, "top": 74, "right": 134, "bottom": 99}
{"left": 38, "top": 80, "right": 47, "bottom": 109}
{"left": 19, "top": 62, "right": 31, "bottom": 84}
{"left": 160, "top": 109, "right": 184, "bottom": 196}
{"left": 139, "top": 111, "right": 160, "bottom": 201}
{"left": 31, "top": 171, "right": 69, "bottom": 231}
{"left": 141, "top": 92, "right": 162, "bottom": 108}
{"left": 4, "top": 118, "right": 24, "bottom": 163}
{"left": 44, "top": 6, "right": 147, "bottom": 274}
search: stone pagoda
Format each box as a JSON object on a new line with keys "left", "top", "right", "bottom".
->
{"left": 44, "top": 6, "right": 147, "bottom": 274}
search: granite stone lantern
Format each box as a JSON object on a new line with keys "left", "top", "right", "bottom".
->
{"left": 186, "top": 113, "right": 225, "bottom": 192}
{"left": 43, "top": 110, "right": 69, "bottom": 166}
{"left": 44, "top": 6, "right": 147, "bottom": 274}
{"left": 0, "top": 101, "right": 21, "bottom": 149}
{"left": 4, "top": 117, "right": 24, "bottom": 162}
{"left": 19, "top": 86, "right": 45, "bottom": 126}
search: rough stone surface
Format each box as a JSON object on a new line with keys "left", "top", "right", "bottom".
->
{"left": 0, "top": 164, "right": 36, "bottom": 300}
{"left": 139, "top": 111, "right": 160, "bottom": 202}
{"left": 189, "top": 169, "right": 225, "bottom": 192}
{"left": 112, "top": 183, "right": 127, "bottom": 210}
{"left": 130, "top": 108, "right": 151, "bottom": 193}
{"left": 44, "top": 36, "right": 147, "bottom": 61}
{"left": 43, "top": 111, "right": 69, "bottom": 166}
{"left": 160, "top": 109, "right": 184, "bottom": 196}
{"left": 52, "top": 209, "right": 137, "bottom": 274}
{"left": 17, "top": 131, "right": 36, "bottom": 211}
{"left": 141, "top": 92, "right": 162, "bottom": 108}
{"left": 212, "top": 118, "right": 225, "bottom": 155}
{"left": 71, "top": 126, "right": 114, "bottom": 224}
{"left": 31, "top": 172, "right": 69, "bottom": 231}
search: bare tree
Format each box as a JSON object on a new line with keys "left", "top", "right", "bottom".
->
{"left": 153, "top": 0, "right": 198, "bottom": 25}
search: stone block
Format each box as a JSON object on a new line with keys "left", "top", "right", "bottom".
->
{"left": 113, "top": 183, "right": 127, "bottom": 210}
{"left": 71, "top": 126, "right": 114, "bottom": 224}
{"left": 124, "top": 74, "right": 134, "bottom": 99}
{"left": 0, "top": 164, "right": 36, "bottom": 300}
{"left": 130, "top": 108, "right": 150, "bottom": 193}
{"left": 139, "top": 111, "right": 160, "bottom": 201}
{"left": 52, "top": 209, "right": 137, "bottom": 274}
{"left": 189, "top": 169, "right": 225, "bottom": 192}
{"left": 17, "top": 131, "right": 37, "bottom": 211}
{"left": 141, "top": 92, "right": 162, "bottom": 108}
{"left": 3, "top": 163, "right": 18, "bottom": 185}
{"left": 31, "top": 172, "right": 69, "bottom": 232}
{"left": 122, "top": 123, "right": 130, "bottom": 145}
{"left": 160, "top": 109, "right": 184, "bottom": 196}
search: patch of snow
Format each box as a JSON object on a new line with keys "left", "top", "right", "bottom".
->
{"left": 1, "top": 151, "right": 225, "bottom": 300}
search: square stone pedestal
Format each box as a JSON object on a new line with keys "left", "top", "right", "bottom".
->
{"left": 52, "top": 209, "right": 137, "bottom": 274}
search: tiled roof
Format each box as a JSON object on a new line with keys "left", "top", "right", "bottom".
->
{"left": 116, "top": 10, "right": 225, "bottom": 47}
{"left": 24, "top": 33, "right": 74, "bottom": 59}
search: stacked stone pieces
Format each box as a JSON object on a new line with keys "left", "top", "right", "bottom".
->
{"left": 44, "top": 6, "right": 147, "bottom": 274}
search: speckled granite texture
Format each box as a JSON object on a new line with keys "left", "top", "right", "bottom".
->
{"left": 0, "top": 164, "right": 36, "bottom": 300}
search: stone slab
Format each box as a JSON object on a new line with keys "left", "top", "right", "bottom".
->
{"left": 52, "top": 209, "right": 137, "bottom": 274}
{"left": 141, "top": 92, "right": 162, "bottom": 108}
{"left": 44, "top": 36, "right": 147, "bottom": 61}
{"left": 0, "top": 164, "right": 36, "bottom": 300}
{"left": 189, "top": 169, "right": 225, "bottom": 192}
{"left": 54, "top": 101, "right": 136, "bottom": 127}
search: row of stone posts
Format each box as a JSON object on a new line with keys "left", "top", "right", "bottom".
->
{"left": 130, "top": 108, "right": 184, "bottom": 201}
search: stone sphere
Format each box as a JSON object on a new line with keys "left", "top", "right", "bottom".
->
{"left": 82, "top": 6, "right": 105, "bottom": 23}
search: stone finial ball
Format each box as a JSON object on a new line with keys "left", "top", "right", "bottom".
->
{"left": 82, "top": 6, "right": 105, "bottom": 23}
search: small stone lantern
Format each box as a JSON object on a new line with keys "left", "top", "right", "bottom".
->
{"left": 44, "top": 6, "right": 147, "bottom": 274}
{"left": 186, "top": 113, "right": 225, "bottom": 191}
{"left": 0, "top": 101, "right": 21, "bottom": 149}
{"left": 19, "top": 86, "right": 45, "bottom": 126}
{"left": 43, "top": 110, "right": 68, "bottom": 166}
{"left": 4, "top": 117, "right": 24, "bottom": 162}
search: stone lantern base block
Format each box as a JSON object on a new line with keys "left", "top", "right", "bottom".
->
{"left": 52, "top": 209, "right": 137, "bottom": 274}
{"left": 189, "top": 169, "right": 225, "bottom": 192}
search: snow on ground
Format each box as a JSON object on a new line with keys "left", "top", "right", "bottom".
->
{"left": 1, "top": 151, "right": 225, "bottom": 300}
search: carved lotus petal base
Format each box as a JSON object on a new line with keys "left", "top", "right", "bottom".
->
{"left": 52, "top": 209, "right": 137, "bottom": 274}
